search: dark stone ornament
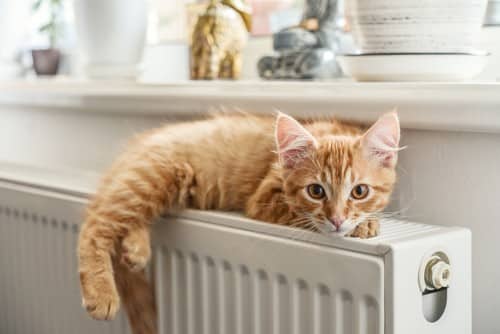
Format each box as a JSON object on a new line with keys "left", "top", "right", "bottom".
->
{"left": 258, "top": 0, "right": 341, "bottom": 80}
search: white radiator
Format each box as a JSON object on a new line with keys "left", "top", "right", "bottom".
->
{"left": 0, "top": 178, "right": 471, "bottom": 334}
{"left": 0, "top": 181, "right": 131, "bottom": 334}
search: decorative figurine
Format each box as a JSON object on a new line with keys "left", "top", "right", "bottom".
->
{"left": 191, "top": 0, "right": 252, "bottom": 80}
{"left": 258, "top": 0, "right": 341, "bottom": 80}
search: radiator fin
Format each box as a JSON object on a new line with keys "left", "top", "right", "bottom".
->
{"left": 377, "top": 219, "right": 440, "bottom": 241}
{"left": 293, "top": 279, "right": 312, "bottom": 334}
{"left": 0, "top": 204, "right": 130, "bottom": 334}
{"left": 187, "top": 253, "right": 203, "bottom": 334}
{"left": 336, "top": 290, "right": 354, "bottom": 334}
{"left": 314, "top": 284, "right": 332, "bottom": 334}
{"left": 0, "top": 186, "right": 384, "bottom": 334}
{"left": 220, "top": 260, "right": 236, "bottom": 334}
{"left": 155, "top": 247, "right": 381, "bottom": 334}
{"left": 272, "top": 274, "right": 290, "bottom": 334}
{"left": 203, "top": 256, "right": 219, "bottom": 334}
{"left": 359, "top": 295, "right": 380, "bottom": 334}
{"left": 172, "top": 250, "right": 188, "bottom": 334}
{"left": 254, "top": 270, "right": 271, "bottom": 334}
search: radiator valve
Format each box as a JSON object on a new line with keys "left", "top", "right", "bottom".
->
{"left": 419, "top": 252, "right": 451, "bottom": 292}
{"left": 425, "top": 256, "right": 451, "bottom": 290}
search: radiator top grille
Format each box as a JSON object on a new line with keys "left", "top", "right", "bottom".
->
{"left": 377, "top": 219, "right": 441, "bottom": 241}
{"left": 0, "top": 160, "right": 457, "bottom": 257}
{"left": 173, "top": 210, "right": 454, "bottom": 256}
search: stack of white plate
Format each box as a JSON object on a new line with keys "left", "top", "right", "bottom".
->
{"left": 337, "top": 0, "right": 490, "bottom": 81}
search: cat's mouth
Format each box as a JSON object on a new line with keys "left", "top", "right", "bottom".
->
{"left": 317, "top": 219, "right": 358, "bottom": 237}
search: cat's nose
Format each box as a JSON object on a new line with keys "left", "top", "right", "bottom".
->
{"left": 328, "top": 216, "right": 345, "bottom": 231}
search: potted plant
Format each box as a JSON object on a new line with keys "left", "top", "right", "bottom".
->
{"left": 31, "top": 0, "right": 64, "bottom": 76}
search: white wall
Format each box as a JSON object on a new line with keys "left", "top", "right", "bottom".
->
{"left": 398, "top": 130, "right": 500, "bottom": 334}
{"left": 0, "top": 82, "right": 498, "bottom": 333}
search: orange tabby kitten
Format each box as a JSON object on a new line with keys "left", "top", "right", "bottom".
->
{"left": 78, "top": 112, "right": 400, "bottom": 334}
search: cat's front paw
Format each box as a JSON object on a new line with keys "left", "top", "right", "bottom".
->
{"left": 120, "top": 227, "right": 151, "bottom": 272}
{"left": 80, "top": 272, "right": 120, "bottom": 320}
{"left": 347, "top": 220, "right": 379, "bottom": 239}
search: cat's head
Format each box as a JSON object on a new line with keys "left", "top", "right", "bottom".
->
{"left": 275, "top": 112, "right": 400, "bottom": 235}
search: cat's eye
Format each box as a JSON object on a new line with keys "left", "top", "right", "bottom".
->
{"left": 307, "top": 184, "right": 326, "bottom": 200}
{"left": 351, "top": 184, "right": 369, "bottom": 200}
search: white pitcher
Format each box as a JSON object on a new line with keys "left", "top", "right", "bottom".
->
{"left": 73, "top": 0, "right": 147, "bottom": 80}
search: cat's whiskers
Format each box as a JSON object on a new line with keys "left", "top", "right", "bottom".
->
{"left": 281, "top": 213, "right": 323, "bottom": 242}
{"left": 362, "top": 209, "right": 412, "bottom": 220}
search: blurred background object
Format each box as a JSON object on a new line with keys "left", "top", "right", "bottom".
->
{"left": 190, "top": 0, "right": 252, "bottom": 80}
{"left": 478, "top": 0, "right": 500, "bottom": 81}
{"left": 0, "top": 0, "right": 498, "bottom": 81}
{"left": 0, "top": 0, "right": 31, "bottom": 79}
{"left": 249, "top": 0, "right": 299, "bottom": 35}
{"left": 144, "top": 0, "right": 305, "bottom": 81}
{"left": 484, "top": 0, "right": 500, "bottom": 25}
{"left": 345, "top": 0, "right": 488, "bottom": 54}
{"left": 139, "top": 43, "right": 190, "bottom": 83}
{"left": 30, "top": 0, "right": 64, "bottom": 76}
{"left": 73, "top": 0, "right": 147, "bottom": 80}
{"left": 338, "top": 0, "right": 490, "bottom": 81}
{"left": 0, "top": 0, "right": 75, "bottom": 79}
{"left": 0, "top": 0, "right": 319, "bottom": 81}
{"left": 337, "top": 52, "right": 490, "bottom": 82}
{"left": 258, "top": 0, "right": 342, "bottom": 80}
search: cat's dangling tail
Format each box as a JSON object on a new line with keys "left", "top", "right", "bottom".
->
{"left": 115, "top": 264, "right": 157, "bottom": 334}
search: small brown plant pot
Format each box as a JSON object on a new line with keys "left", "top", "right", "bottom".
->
{"left": 31, "top": 49, "right": 60, "bottom": 76}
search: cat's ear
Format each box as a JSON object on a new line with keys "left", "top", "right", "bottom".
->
{"left": 361, "top": 111, "right": 401, "bottom": 168}
{"left": 275, "top": 112, "right": 318, "bottom": 168}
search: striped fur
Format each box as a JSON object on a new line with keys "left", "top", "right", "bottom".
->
{"left": 78, "top": 112, "right": 399, "bottom": 333}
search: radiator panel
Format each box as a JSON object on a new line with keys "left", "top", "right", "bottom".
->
{"left": 0, "top": 179, "right": 471, "bottom": 334}
{"left": 0, "top": 184, "right": 131, "bottom": 334}
{"left": 152, "top": 217, "right": 384, "bottom": 334}
{"left": 0, "top": 182, "right": 384, "bottom": 334}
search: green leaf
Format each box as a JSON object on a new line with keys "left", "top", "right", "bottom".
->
{"left": 32, "top": 0, "right": 43, "bottom": 11}
{"left": 51, "top": 0, "right": 63, "bottom": 8}
{"left": 38, "top": 22, "right": 54, "bottom": 33}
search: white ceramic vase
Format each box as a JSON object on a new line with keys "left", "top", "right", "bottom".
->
{"left": 73, "top": 0, "right": 147, "bottom": 80}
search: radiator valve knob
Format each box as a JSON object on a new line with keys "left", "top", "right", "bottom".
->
{"left": 425, "top": 257, "right": 451, "bottom": 290}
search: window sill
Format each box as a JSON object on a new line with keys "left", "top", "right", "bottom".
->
{"left": 1, "top": 79, "right": 500, "bottom": 133}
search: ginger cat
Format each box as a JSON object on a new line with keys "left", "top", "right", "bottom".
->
{"left": 78, "top": 112, "right": 400, "bottom": 334}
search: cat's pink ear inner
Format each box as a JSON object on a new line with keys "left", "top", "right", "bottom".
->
{"left": 275, "top": 113, "right": 317, "bottom": 168}
{"left": 361, "top": 112, "right": 401, "bottom": 168}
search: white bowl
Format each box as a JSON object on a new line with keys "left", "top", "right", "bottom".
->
{"left": 345, "top": 0, "right": 489, "bottom": 53}
{"left": 337, "top": 53, "right": 489, "bottom": 82}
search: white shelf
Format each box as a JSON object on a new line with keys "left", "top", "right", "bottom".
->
{"left": 1, "top": 79, "right": 500, "bottom": 133}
